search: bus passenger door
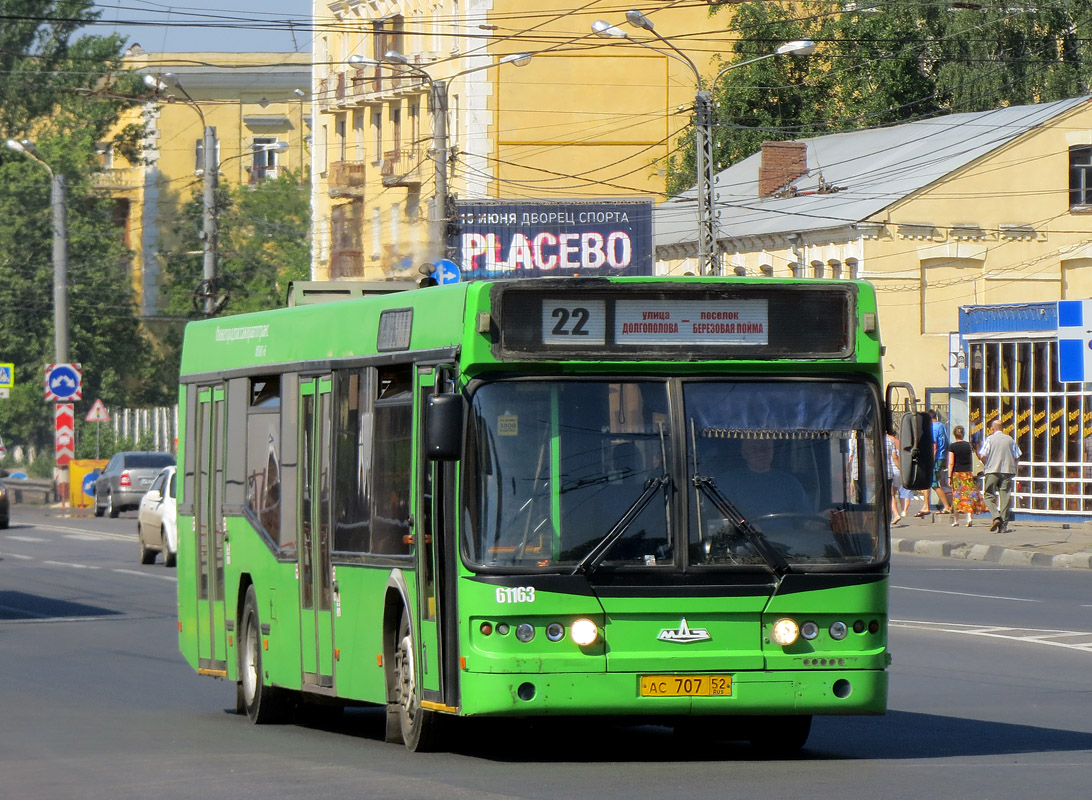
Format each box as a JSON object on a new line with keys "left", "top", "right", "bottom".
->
{"left": 195, "top": 385, "right": 228, "bottom": 674}
{"left": 414, "top": 367, "right": 457, "bottom": 707}
{"left": 299, "top": 376, "right": 335, "bottom": 690}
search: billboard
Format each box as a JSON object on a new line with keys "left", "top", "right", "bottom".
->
{"left": 451, "top": 199, "right": 654, "bottom": 279}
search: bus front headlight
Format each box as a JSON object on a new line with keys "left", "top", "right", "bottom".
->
{"left": 570, "top": 618, "right": 598, "bottom": 646}
{"left": 771, "top": 618, "right": 800, "bottom": 646}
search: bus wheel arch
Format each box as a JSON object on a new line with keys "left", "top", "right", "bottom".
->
{"left": 381, "top": 577, "right": 439, "bottom": 751}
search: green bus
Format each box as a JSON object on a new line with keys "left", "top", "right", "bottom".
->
{"left": 176, "top": 276, "right": 926, "bottom": 752}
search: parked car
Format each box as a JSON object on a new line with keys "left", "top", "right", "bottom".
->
{"left": 94, "top": 451, "right": 176, "bottom": 518}
{"left": 137, "top": 466, "right": 176, "bottom": 566}
{"left": 0, "top": 478, "right": 9, "bottom": 529}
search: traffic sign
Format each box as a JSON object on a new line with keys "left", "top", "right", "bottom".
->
{"left": 435, "top": 259, "right": 461, "bottom": 285}
{"left": 0, "top": 363, "right": 12, "bottom": 389}
{"left": 82, "top": 470, "right": 100, "bottom": 498}
{"left": 55, "top": 403, "right": 74, "bottom": 466}
{"left": 45, "top": 363, "right": 82, "bottom": 402}
{"left": 1057, "top": 300, "right": 1092, "bottom": 382}
{"left": 86, "top": 399, "right": 110, "bottom": 422}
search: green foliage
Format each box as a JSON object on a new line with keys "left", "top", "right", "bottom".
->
{"left": 667, "top": 0, "right": 1092, "bottom": 194}
{"left": 0, "top": 1, "right": 165, "bottom": 460}
{"left": 161, "top": 170, "right": 312, "bottom": 317}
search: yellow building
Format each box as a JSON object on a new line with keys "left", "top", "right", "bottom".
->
{"left": 94, "top": 50, "right": 311, "bottom": 315}
{"left": 311, "top": 1, "right": 737, "bottom": 280}
{"left": 654, "top": 97, "right": 1092, "bottom": 400}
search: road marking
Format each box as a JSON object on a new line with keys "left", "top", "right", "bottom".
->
{"left": 6, "top": 535, "right": 47, "bottom": 542}
{"left": 892, "top": 585, "right": 1039, "bottom": 603}
{"left": 25, "top": 522, "right": 133, "bottom": 542}
{"left": 42, "top": 560, "right": 101, "bottom": 570}
{"left": 892, "top": 619, "right": 1092, "bottom": 653}
{"left": 111, "top": 568, "right": 176, "bottom": 583}
{"left": 0, "top": 552, "right": 33, "bottom": 560}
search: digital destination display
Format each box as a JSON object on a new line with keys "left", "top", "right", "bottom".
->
{"left": 496, "top": 282, "right": 853, "bottom": 360}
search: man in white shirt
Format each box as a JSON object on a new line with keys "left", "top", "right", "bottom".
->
{"left": 979, "top": 420, "right": 1021, "bottom": 533}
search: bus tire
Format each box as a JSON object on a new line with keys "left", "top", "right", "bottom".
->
{"left": 391, "top": 609, "right": 439, "bottom": 751}
{"left": 240, "top": 585, "right": 288, "bottom": 724}
{"left": 748, "top": 715, "right": 812, "bottom": 756}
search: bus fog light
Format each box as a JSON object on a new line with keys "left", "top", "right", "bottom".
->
{"left": 800, "top": 621, "right": 819, "bottom": 640}
{"left": 570, "top": 618, "right": 598, "bottom": 646}
{"left": 771, "top": 618, "right": 799, "bottom": 646}
{"left": 545, "top": 623, "right": 565, "bottom": 642}
{"left": 833, "top": 679, "right": 852, "bottom": 699}
{"left": 515, "top": 623, "right": 535, "bottom": 642}
{"left": 829, "top": 621, "right": 848, "bottom": 640}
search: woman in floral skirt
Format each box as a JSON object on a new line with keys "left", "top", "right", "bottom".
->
{"left": 948, "top": 425, "right": 987, "bottom": 527}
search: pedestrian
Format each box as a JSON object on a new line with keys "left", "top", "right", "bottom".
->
{"left": 979, "top": 419, "right": 1021, "bottom": 532}
{"left": 947, "top": 425, "right": 986, "bottom": 527}
{"left": 915, "top": 409, "right": 952, "bottom": 516}
{"left": 885, "top": 427, "right": 902, "bottom": 521}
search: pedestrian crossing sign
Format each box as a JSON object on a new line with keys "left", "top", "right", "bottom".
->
{"left": 0, "top": 363, "right": 12, "bottom": 389}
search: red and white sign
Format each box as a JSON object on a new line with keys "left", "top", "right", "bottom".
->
{"left": 55, "top": 403, "right": 74, "bottom": 466}
{"left": 85, "top": 399, "right": 110, "bottom": 422}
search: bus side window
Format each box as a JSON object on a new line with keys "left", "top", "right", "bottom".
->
{"left": 371, "top": 365, "right": 413, "bottom": 556}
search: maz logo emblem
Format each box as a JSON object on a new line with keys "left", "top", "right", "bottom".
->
{"left": 657, "top": 618, "right": 711, "bottom": 644}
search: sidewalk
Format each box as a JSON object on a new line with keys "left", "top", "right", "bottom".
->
{"left": 891, "top": 508, "right": 1092, "bottom": 570}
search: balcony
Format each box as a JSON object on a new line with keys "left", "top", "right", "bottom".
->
{"left": 381, "top": 149, "right": 423, "bottom": 187}
{"left": 329, "top": 160, "right": 366, "bottom": 196}
{"left": 247, "top": 165, "right": 280, "bottom": 184}
{"left": 330, "top": 250, "right": 364, "bottom": 279}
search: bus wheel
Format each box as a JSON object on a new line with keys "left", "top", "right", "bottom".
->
{"left": 748, "top": 715, "right": 812, "bottom": 756}
{"left": 392, "top": 610, "right": 438, "bottom": 751}
{"left": 240, "top": 586, "right": 288, "bottom": 724}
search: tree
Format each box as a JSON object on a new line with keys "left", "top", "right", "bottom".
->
{"left": 161, "top": 170, "right": 312, "bottom": 318}
{"left": 667, "top": 0, "right": 1092, "bottom": 194}
{"left": 0, "top": 1, "right": 164, "bottom": 459}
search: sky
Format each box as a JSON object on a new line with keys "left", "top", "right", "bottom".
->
{"left": 88, "top": 1, "right": 313, "bottom": 53}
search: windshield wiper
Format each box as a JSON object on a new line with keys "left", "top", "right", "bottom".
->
{"left": 573, "top": 475, "right": 671, "bottom": 576}
{"left": 692, "top": 475, "right": 791, "bottom": 576}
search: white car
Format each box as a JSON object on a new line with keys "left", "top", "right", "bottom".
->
{"left": 137, "top": 466, "right": 177, "bottom": 567}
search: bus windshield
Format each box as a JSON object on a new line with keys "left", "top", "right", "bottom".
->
{"left": 463, "top": 379, "right": 884, "bottom": 573}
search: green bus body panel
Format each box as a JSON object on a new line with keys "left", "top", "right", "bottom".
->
{"left": 459, "top": 669, "right": 888, "bottom": 717}
{"left": 176, "top": 276, "right": 891, "bottom": 722}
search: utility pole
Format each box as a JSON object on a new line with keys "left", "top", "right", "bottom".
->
{"left": 429, "top": 82, "right": 450, "bottom": 264}
{"left": 51, "top": 172, "right": 69, "bottom": 362}
{"left": 201, "top": 125, "right": 218, "bottom": 315}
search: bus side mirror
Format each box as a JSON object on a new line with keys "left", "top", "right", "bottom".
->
{"left": 426, "top": 394, "right": 464, "bottom": 461}
{"left": 899, "top": 411, "right": 934, "bottom": 491}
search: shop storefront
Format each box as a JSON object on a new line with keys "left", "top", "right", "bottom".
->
{"left": 956, "top": 303, "right": 1092, "bottom": 517}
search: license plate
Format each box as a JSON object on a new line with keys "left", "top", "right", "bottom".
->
{"left": 639, "top": 674, "right": 732, "bottom": 697}
{"left": 141, "top": 478, "right": 152, "bottom": 486}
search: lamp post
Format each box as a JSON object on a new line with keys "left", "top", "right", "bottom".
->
{"left": 348, "top": 51, "right": 531, "bottom": 267}
{"left": 594, "top": 11, "right": 815, "bottom": 275}
{"left": 6, "top": 138, "right": 67, "bottom": 362}
{"left": 145, "top": 73, "right": 219, "bottom": 314}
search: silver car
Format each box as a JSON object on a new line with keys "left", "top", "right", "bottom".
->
{"left": 93, "top": 451, "right": 176, "bottom": 518}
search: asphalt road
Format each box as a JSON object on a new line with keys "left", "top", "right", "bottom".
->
{"left": 1, "top": 505, "right": 1090, "bottom": 799}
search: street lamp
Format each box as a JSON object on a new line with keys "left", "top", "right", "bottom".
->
{"left": 6, "top": 138, "right": 68, "bottom": 362}
{"left": 347, "top": 51, "right": 531, "bottom": 266}
{"left": 144, "top": 72, "right": 220, "bottom": 314}
{"left": 595, "top": 11, "right": 815, "bottom": 275}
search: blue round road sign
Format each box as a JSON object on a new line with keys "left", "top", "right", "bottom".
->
{"left": 435, "top": 259, "right": 461, "bottom": 285}
{"left": 82, "top": 470, "right": 100, "bottom": 498}
{"left": 47, "top": 364, "right": 81, "bottom": 400}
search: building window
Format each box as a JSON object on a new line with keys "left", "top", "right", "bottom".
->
{"left": 371, "top": 108, "right": 383, "bottom": 164}
{"left": 96, "top": 142, "right": 114, "bottom": 169}
{"left": 251, "top": 137, "right": 282, "bottom": 183}
{"left": 1070, "top": 146, "right": 1092, "bottom": 208}
{"left": 829, "top": 260, "right": 842, "bottom": 279}
{"left": 846, "top": 258, "right": 859, "bottom": 279}
{"left": 811, "top": 260, "right": 825, "bottom": 279}
{"left": 760, "top": 264, "right": 774, "bottom": 277}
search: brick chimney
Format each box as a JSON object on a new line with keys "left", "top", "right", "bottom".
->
{"left": 758, "top": 141, "right": 809, "bottom": 198}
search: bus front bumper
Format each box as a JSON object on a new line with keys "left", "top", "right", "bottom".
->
{"left": 457, "top": 669, "right": 887, "bottom": 717}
